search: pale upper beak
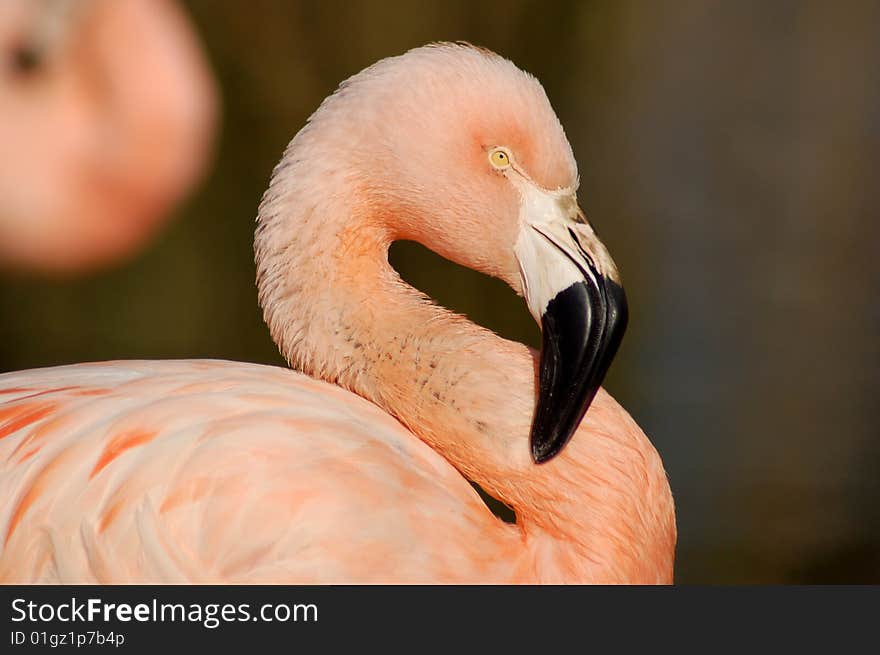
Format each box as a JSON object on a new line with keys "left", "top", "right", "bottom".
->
{"left": 513, "top": 181, "right": 628, "bottom": 463}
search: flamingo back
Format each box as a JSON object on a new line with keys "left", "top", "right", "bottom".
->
{"left": 0, "top": 360, "right": 519, "bottom": 583}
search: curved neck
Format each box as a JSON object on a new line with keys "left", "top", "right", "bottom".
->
{"left": 257, "top": 177, "right": 675, "bottom": 583}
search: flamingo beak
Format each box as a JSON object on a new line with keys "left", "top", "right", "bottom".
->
{"left": 513, "top": 188, "right": 628, "bottom": 463}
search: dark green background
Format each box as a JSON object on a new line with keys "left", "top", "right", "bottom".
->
{"left": 1, "top": 0, "right": 878, "bottom": 582}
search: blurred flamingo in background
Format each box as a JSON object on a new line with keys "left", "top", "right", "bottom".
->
{"left": 0, "top": 0, "right": 217, "bottom": 274}
{"left": 0, "top": 44, "right": 674, "bottom": 583}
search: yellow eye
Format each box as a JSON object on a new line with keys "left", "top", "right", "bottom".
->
{"left": 489, "top": 149, "right": 511, "bottom": 169}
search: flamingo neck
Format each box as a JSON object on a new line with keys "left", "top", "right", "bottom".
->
{"left": 257, "top": 185, "right": 674, "bottom": 583}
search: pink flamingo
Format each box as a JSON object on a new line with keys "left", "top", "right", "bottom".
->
{"left": 0, "top": 44, "right": 675, "bottom": 583}
{"left": 0, "top": 0, "right": 216, "bottom": 274}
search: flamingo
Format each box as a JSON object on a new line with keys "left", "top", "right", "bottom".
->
{"left": 0, "top": 43, "right": 675, "bottom": 584}
{"left": 0, "top": 0, "right": 216, "bottom": 274}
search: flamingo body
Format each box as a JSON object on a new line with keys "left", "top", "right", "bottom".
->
{"left": 0, "top": 360, "right": 521, "bottom": 583}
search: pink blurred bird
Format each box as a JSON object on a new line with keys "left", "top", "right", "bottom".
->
{"left": 0, "top": 0, "right": 216, "bottom": 274}
{"left": 0, "top": 44, "right": 675, "bottom": 584}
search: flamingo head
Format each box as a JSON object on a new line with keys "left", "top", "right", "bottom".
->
{"left": 277, "top": 43, "right": 629, "bottom": 463}
{"left": 0, "top": 0, "right": 217, "bottom": 274}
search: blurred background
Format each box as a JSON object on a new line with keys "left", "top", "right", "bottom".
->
{"left": 1, "top": 0, "right": 878, "bottom": 582}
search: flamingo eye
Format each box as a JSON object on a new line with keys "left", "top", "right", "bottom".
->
{"left": 489, "top": 148, "right": 511, "bottom": 169}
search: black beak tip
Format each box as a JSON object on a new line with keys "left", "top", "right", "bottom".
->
{"left": 530, "top": 434, "right": 565, "bottom": 464}
{"left": 529, "top": 275, "right": 628, "bottom": 464}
